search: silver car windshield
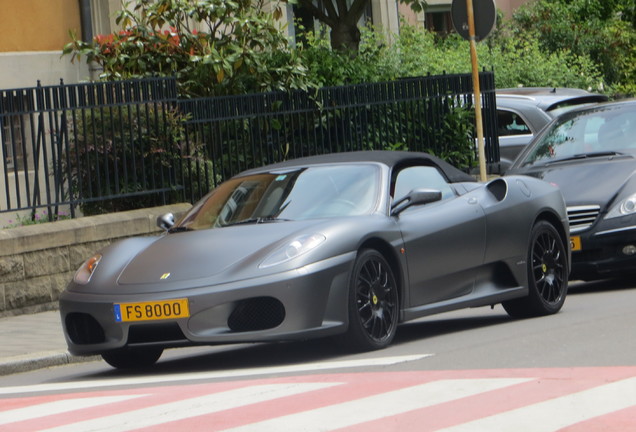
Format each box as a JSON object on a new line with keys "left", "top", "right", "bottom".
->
{"left": 176, "top": 164, "right": 381, "bottom": 230}
{"left": 520, "top": 104, "right": 636, "bottom": 167}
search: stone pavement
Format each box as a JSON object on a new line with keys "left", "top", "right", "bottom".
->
{"left": 0, "top": 310, "right": 97, "bottom": 376}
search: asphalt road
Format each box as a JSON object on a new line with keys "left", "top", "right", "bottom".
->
{"left": 2, "top": 278, "right": 635, "bottom": 430}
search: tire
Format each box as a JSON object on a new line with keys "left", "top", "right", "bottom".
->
{"left": 503, "top": 220, "right": 568, "bottom": 318}
{"left": 101, "top": 346, "right": 163, "bottom": 369}
{"left": 340, "top": 249, "right": 399, "bottom": 351}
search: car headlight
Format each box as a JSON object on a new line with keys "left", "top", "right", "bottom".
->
{"left": 73, "top": 254, "right": 102, "bottom": 284}
{"left": 259, "top": 234, "right": 326, "bottom": 268}
{"left": 606, "top": 193, "right": 636, "bottom": 219}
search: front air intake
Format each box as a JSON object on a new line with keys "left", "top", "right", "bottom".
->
{"left": 128, "top": 322, "right": 187, "bottom": 344}
{"left": 567, "top": 205, "right": 600, "bottom": 233}
{"left": 228, "top": 297, "right": 285, "bottom": 332}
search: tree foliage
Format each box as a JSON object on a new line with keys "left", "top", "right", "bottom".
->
{"left": 508, "top": 0, "right": 636, "bottom": 96}
{"left": 292, "top": 0, "right": 633, "bottom": 96}
{"left": 63, "top": 0, "right": 310, "bottom": 97}
{"left": 392, "top": 24, "right": 604, "bottom": 91}
{"left": 297, "top": 23, "right": 399, "bottom": 86}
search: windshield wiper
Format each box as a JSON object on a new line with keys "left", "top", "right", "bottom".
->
{"left": 257, "top": 216, "right": 291, "bottom": 223}
{"left": 223, "top": 216, "right": 290, "bottom": 227}
{"left": 544, "top": 151, "right": 623, "bottom": 165}
{"left": 168, "top": 226, "right": 194, "bottom": 233}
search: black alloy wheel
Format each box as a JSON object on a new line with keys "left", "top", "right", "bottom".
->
{"left": 343, "top": 249, "right": 399, "bottom": 351}
{"left": 503, "top": 220, "right": 568, "bottom": 318}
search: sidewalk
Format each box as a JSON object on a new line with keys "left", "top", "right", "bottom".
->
{"left": 0, "top": 310, "right": 98, "bottom": 376}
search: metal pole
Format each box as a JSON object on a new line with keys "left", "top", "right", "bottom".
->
{"left": 79, "top": 0, "right": 93, "bottom": 43}
{"left": 466, "top": 0, "right": 487, "bottom": 182}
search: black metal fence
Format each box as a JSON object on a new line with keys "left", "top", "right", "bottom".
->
{"left": 0, "top": 78, "right": 180, "bottom": 219}
{"left": 1, "top": 73, "right": 499, "bottom": 221}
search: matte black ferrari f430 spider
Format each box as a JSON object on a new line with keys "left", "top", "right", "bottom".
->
{"left": 60, "top": 151, "right": 570, "bottom": 368}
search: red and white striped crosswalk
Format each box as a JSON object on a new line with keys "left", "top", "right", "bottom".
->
{"left": 2, "top": 366, "right": 636, "bottom": 431}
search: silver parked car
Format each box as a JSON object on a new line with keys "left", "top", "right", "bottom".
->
{"left": 496, "top": 87, "right": 608, "bottom": 172}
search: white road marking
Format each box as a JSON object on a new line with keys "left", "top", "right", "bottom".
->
{"left": 220, "top": 378, "right": 532, "bottom": 432}
{"left": 0, "top": 395, "right": 144, "bottom": 426}
{"left": 438, "top": 376, "right": 636, "bottom": 432}
{"left": 0, "top": 354, "right": 431, "bottom": 395}
{"left": 37, "top": 383, "right": 340, "bottom": 432}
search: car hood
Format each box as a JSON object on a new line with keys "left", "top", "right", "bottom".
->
{"left": 513, "top": 156, "right": 636, "bottom": 207}
{"left": 116, "top": 220, "right": 326, "bottom": 285}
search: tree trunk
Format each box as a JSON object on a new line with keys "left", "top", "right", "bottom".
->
{"left": 329, "top": 22, "right": 361, "bottom": 51}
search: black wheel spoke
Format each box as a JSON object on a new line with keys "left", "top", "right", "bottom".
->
{"left": 351, "top": 252, "right": 398, "bottom": 346}
{"left": 504, "top": 221, "right": 568, "bottom": 319}
{"left": 531, "top": 229, "right": 566, "bottom": 305}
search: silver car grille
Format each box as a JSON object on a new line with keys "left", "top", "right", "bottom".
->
{"left": 567, "top": 205, "right": 600, "bottom": 233}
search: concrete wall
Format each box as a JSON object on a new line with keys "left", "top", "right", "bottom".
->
{"left": 0, "top": 203, "right": 191, "bottom": 317}
{"left": 0, "top": 51, "right": 89, "bottom": 89}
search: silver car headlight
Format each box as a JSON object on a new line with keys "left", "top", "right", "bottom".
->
{"left": 73, "top": 254, "right": 102, "bottom": 284}
{"left": 259, "top": 234, "right": 326, "bottom": 268}
{"left": 606, "top": 193, "right": 636, "bottom": 219}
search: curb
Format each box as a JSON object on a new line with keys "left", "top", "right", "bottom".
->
{"left": 0, "top": 351, "right": 100, "bottom": 376}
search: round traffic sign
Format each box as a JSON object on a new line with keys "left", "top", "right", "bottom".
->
{"left": 451, "top": 0, "right": 496, "bottom": 41}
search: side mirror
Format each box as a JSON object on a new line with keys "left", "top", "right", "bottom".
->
{"left": 157, "top": 213, "right": 175, "bottom": 231}
{"left": 391, "top": 189, "right": 442, "bottom": 216}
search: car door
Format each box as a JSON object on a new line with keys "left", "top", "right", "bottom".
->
{"left": 394, "top": 166, "right": 486, "bottom": 306}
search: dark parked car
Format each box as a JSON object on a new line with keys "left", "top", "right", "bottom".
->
{"left": 507, "top": 99, "right": 636, "bottom": 280}
{"left": 496, "top": 88, "right": 608, "bottom": 172}
{"left": 60, "top": 151, "right": 570, "bottom": 369}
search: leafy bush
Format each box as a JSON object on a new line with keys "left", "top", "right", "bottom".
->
{"left": 63, "top": 105, "right": 212, "bottom": 215}
{"left": 425, "top": 100, "right": 476, "bottom": 170}
{"left": 509, "top": 0, "right": 635, "bottom": 97}
{"left": 393, "top": 24, "right": 605, "bottom": 91}
{"left": 297, "top": 23, "right": 400, "bottom": 87}
{"left": 347, "top": 94, "right": 476, "bottom": 170}
{"left": 63, "top": 0, "right": 310, "bottom": 97}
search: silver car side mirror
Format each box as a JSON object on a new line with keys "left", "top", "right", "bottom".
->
{"left": 157, "top": 213, "right": 175, "bottom": 231}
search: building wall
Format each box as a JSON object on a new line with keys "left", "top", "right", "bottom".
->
{"left": 398, "top": 3, "right": 423, "bottom": 26}
{"left": 0, "top": 0, "right": 81, "bottom": 52}
{"left": 0, "top": 0, "right": 88, "bottom": 87}
{"left": 0, "top": 52, "right": 87, "bottom": 88}
{"left": 90, "top": 0, "right": 123, "bottom": 37}
{"left": 496, "top": 0, "right": 536, "bottom": 19}
{"left": 371, "top": 0, "right": 401, "bottom": 43}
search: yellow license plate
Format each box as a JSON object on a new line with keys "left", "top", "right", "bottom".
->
{"left": 114, "top": 299, "right": 190, "bottom": 322}
{"left": 570, "top": 236, "right": 582, "bottom": 252}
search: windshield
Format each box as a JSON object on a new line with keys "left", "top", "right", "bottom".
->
{"left": 519, "top": 104, "right": 636, "bottom": 167}
{"left": 175, "top": 164, "right": 381, "bottom": 230}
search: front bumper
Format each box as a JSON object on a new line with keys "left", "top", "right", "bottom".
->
{"left": 570, "top": 219, "right": 636, "bottom": 280}
{"left": 59, "top": 254, "right": 353, "bottom": 356}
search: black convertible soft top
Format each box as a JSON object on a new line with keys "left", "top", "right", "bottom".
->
{"left": 242, "top": 151, "right": 477, "bottom": 184}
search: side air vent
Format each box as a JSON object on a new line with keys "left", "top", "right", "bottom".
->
{"left": 486, "top": 178, "right": 508, "bottom": 201}
{"left": 567, "top": 205, "right": 600, "bottom": 233}
{"left": 65, "top": 313, "right": 106, "bottom": 345}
